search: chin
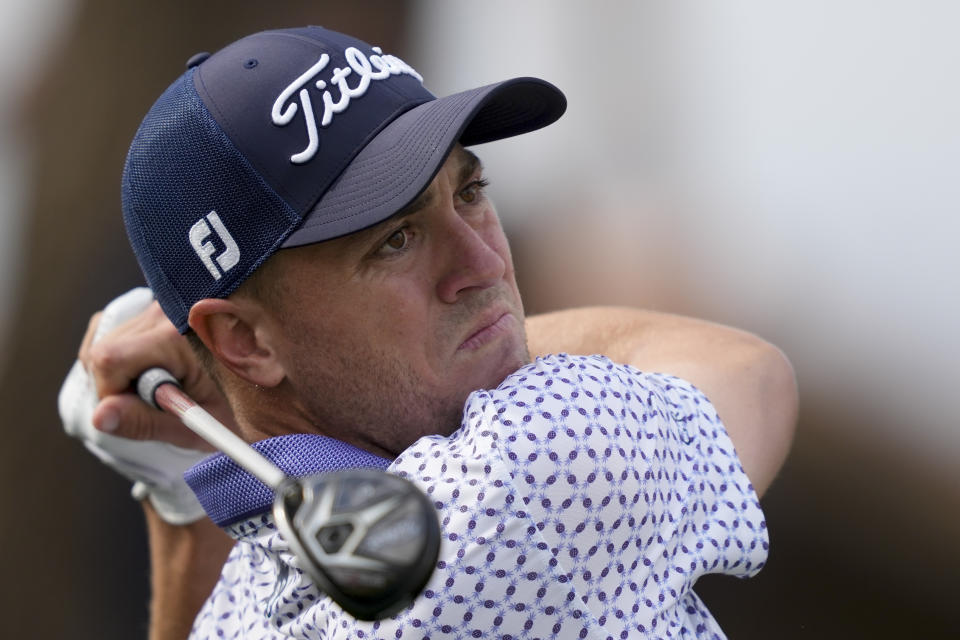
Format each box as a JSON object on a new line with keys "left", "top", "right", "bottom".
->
{"left": 449, "top": 326, "right": 530, "bottom": 395}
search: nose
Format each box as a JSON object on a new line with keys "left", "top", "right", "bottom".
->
{"left": 435, "top": 211, "right": 507, "bottom": 304}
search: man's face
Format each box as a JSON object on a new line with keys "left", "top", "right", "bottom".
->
{"left": 260, "top": 146, "right": 529, "bottom": 457}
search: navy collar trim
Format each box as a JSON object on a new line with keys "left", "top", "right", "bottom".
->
{"left": 184, "top": 433, "right": 392, "bottom": 527}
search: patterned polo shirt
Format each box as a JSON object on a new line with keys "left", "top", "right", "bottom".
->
{"left": 186, "top": 354, "right": 768, "bottom": 639}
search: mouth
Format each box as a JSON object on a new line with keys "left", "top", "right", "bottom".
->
{"left": 457, "top": 311, "right": 517, "bottom": 352}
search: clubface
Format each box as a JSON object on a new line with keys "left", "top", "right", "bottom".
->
{"left": 273, "top": 469, "right": 441, "bottom": 620}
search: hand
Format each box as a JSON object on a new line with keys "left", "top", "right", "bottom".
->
{"left": 78, "top": 290, "right": 236, "bottom": 448}
{"left": 58, "top": 288, "right": 235, "bottom": 523}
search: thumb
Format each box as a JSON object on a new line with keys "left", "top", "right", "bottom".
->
{"left": 92, "top": 393, "right": 215, "bottom": 451}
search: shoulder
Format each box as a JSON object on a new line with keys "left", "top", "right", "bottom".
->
{"left": 475, "top": 352, "right": 715, "bottom": 425}
{"left": 447, "top": 354, "right": 733, "bottom": 477}
{"left": 526, "top": 309, "right": 798, "bottom": 496}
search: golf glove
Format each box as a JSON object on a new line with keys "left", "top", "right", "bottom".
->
{"left": 58, "top": 287, "right": 209, "bottom": 524}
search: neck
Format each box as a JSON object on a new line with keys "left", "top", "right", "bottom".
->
{"left": 224, "top": 378, "right": 399, "bottom": 460}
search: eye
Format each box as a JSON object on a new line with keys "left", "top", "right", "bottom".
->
{"left": 383, "top": 228, "right": 408, "bottom": 251}
{"left": 459, "top": 178, "right": 490, "bottom": 205}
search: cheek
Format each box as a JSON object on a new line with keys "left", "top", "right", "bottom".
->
{"left": 357, "top": 280, "right": 435, "bottom": 348}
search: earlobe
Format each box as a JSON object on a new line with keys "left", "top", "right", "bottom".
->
{"left": 188, "top": 299, "right": 286, "bottom": 387}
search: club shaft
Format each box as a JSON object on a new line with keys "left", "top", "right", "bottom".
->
{"left": 147, "top": 374, "right": 287, "bottom": 490}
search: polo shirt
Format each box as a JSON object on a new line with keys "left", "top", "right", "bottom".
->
{"left": 187, "top": 354, "right": 768, "bottom": 639}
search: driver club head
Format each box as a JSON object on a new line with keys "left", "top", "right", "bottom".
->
{"left": 273, "top": 469, "right": 441, "bottom": 621}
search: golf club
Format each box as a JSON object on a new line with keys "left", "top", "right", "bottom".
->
{"left": 136, "top": 367, "right": 441, "bottom": 621}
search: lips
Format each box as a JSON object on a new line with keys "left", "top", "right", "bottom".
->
{"left": 457, "top": 311, "right": 515, "bottom": 352}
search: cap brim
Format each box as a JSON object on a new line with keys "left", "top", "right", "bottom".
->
{"left": 281, "top": 77, "right": 566, "bottom": 247}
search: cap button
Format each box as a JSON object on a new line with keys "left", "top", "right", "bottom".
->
{"left": 185, "top": 52, "right": 211, "bottom": 69}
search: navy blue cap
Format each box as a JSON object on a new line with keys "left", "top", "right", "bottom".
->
{"left": 121, "top": 26, "right": 566, "bottom": 332}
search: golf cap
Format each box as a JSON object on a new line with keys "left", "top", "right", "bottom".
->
{"left": 121, "top": 26, "right": 566, "bottom": 332}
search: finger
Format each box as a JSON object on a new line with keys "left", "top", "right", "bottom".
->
{"left": 92, "top": 393, "right": 216, "bottom": 451}
{"left": 88, "top": 308, "right": 188, "bottom": 399}
{"left": 78, "top": 311, "right": 104, "bottom": 367}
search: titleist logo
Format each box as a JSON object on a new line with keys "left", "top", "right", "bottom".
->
{"left": 272, "top": 46, "right": 423, "bottom": 165}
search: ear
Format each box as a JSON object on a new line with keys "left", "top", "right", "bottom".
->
{"left": 188, "top": 298, "right": 286, "bottom": 387}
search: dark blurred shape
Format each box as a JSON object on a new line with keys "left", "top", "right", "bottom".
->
{"left": 695, "top": 399, "right": 959, "bottom": 637}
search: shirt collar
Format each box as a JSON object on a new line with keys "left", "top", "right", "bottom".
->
{"left": 184, "top": 433, "right": 392, "bottom": 526}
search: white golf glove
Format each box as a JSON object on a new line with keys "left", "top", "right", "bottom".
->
{"left": 58, "top": 287, "right": 209, "bottom": 524}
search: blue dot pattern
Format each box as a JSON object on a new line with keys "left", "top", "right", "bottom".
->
{"left": 190, "top": 354, "right": 768, "bottom": 639}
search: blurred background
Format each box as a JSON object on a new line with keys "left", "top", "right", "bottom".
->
{"left": 1, "top": 1, "right": 956, "bottom": 637}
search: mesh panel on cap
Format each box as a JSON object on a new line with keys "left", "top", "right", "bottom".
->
{"left": 122, "top": 69, "right": 300, "bottom": 332}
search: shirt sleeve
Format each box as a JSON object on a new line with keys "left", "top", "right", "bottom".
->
{"left": 480, "top": 354, "right": 769, "bottom": 597}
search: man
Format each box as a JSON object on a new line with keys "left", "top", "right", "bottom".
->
{"left": 61, "top": 25, "right": 797, "bottom": 639}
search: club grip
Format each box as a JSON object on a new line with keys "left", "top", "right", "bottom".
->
{"left": 136, "top": 367, "right": 180, "bottom": 410}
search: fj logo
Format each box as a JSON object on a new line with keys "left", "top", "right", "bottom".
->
{"left": 189, "top": 211, "right": 239, "bottom": 281}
